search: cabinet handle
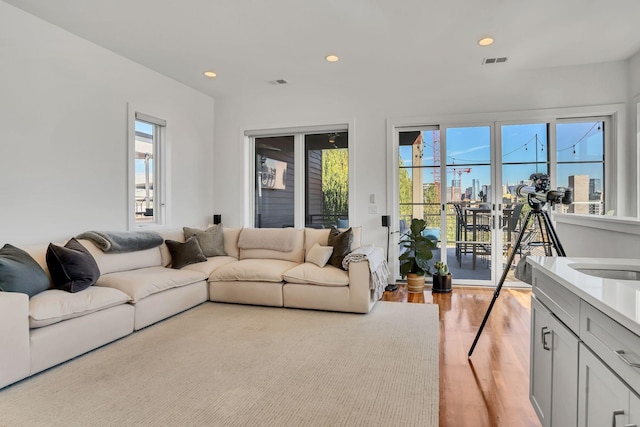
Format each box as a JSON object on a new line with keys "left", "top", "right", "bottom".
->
{"left": 613, "top": 409, "right": 625, "bottom": 427}
{"left": 541, "top": 327, "right": 551, "bottom": 351}
{"left": 615, "top": 350, "right": 640, "bottom": 369}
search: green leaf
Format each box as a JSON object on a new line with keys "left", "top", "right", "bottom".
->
{"left": 409, "top": 218, "right": 426, "bottom": 237}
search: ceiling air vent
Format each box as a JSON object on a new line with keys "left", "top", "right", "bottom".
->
{"left": 267, "top": 79, "right": 288, "bottom": 85}
{"left": 482, "top": 57, "right": 508, "bottom": 65}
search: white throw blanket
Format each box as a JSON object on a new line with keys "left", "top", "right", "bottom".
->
{"left": 342, "top": 245, "right": 390, "bottom": 302}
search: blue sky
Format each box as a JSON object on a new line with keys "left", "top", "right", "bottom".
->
{"left": 400, "top": 121, "right": 604, "bottom": 196}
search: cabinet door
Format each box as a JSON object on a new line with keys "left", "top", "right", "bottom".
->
{"left": 549, "top": 314, "right": 579, "bottom": 427}
{"left": 531, "top": 297, "right": 553, "bottom": 427}
{"left": 578, "top": 343, "right": 630, "bottom": 427}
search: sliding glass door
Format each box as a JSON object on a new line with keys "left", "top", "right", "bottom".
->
{"left": 255, "top": 136, "right": 295, "bottom": 228}
{"left": 499, "top": 123, "right": 549, "bottom": 284}
{"left": 398, "top": 125, "right": 496, "bottom": 286}
{"left": 252, "top": 129, "right": 349, "bottom": 229}
{"left": 442, "top": 125, "right": 494, "bottom": 284}
{"left": 398, "top": 127, "right": 441, "bottom": 251}
{"left": 395, "top": 111, "right": 612, "bottom": 287}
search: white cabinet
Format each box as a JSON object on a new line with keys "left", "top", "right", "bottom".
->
{"left": 578, "top": 343, "right": 640, "bottom": 427}
{"left": 528, "top": 258, "right": 640, "bottom": 427}
{"left": 530, "top": 296, "right": 579, "bottom": 427}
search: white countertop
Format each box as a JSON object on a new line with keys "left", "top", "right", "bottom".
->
{"left": 527, "top": 256, "right": 640, "bottom": 336}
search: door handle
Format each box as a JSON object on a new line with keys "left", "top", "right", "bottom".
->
{"left": 541, "top": 327, "right": 551, "bottom": 351}
{"left": 612, "top": 409, "right": 624, "bottom": 427}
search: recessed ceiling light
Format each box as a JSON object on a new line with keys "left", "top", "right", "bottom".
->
{"left": 203, "top": 71, "right": 217, "bottom": 78}
{"left": 325, "top": 54, "right": 340, "bottom": 63}
{"left": 478, "top": 37, "right": 494, "bottom": 47}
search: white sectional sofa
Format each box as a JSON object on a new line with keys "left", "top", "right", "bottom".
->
{"left": 0, "top": 226, "right": 383, "bottom": 390}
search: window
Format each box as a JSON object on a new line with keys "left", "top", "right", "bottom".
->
{"left": 255, "top": 136, "right": 295, "bottom": 228}
{"left": 501, "top": 123, "right": 550, "bottom": 205}
{"left": 250, "top": 126, "right": 349, "bottom": 229}
{"left": 131, "top": 112, "right": 165, "bottom": 227}
{"left": 555, "top": 119, "right": 606, "bottom": 214}
{"left": 390, "top": 108, "right": 618, "bottom": 285}
{"left": 304, "top": 132, "right": 348, "bottom": 229}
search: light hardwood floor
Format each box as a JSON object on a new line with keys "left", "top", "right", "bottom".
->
{"left": 381, "top": 285, "right": 542, "bottom": 427}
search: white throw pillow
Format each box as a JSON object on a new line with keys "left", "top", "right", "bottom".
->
{"left": 306, "top": 243, "right": 333, "bottom": 268}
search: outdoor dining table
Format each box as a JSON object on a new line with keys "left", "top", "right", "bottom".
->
{"left": 462, "top": 206, "right": 516, "bottom": 269}
{"left": 464, "top": 207, "right": 492, "bottom": 270}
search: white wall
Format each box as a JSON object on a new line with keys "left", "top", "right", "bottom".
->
{"left": 555, "top": 215, "right": 640, "bottom": 259}
{"left": 0, "top": 2, "right": 215, "bottom": 246}
{"left": 213, "top": 58, "right": 633, "bottom": 253}
{"left": 629, "top": 50, "right": 640, "bottom": 216}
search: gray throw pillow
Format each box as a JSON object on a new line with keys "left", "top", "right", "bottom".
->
{"left": 46, "top": 238, "right": 100, "bottom": 293}
{"left": 183, "top": 225, "right": 226, "bottom": 257}
{"left": 0, "top": 244, "right": 50, "bottom": 297}
{"left": 328, "top": 227, "right": 353, "bottom": 270}
{"left": 166, "top": 236, "right": 207, "bottom": 269}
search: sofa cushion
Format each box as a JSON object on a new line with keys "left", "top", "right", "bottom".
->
{"left": 209, "top": 259, "right": 299, "bottom": 283}
{"left": 158, "top": 229, "right": 185, "bottom": 267}
{"left": 46, "top": 238, "right": 100, "bottom": 293}
{"left": 96, "top": 266, "right": 206, "bottom": 303}
{"left": 159, "top": 227, "right": 241, "bottom": 266}
{"left": 238, "top": 228, "right": 304, "bottom": 263}
{"left": 328, "top": 227, "right": 353, "bottom": 270}
{"left": 78, "top": 239, "right": 162, "bottom": 275}
{"left": 29, "top": 287, "right": 131, "bottom": 328}
{"left": 165, "top": 236, "right": 207, "bottom": 269}
{"left": 181, "top": 256, "right": 237, "bottom": 277}
{"left": 238, "top": 228, "right": 295, "bottom": 252}
{"left": 283, "top": 263, "right": 349, "bottom": 287}
{"left": 223, "top": 228, "right": 242, "bottom": 258}
{"left": 305, "top": 243, "right": 333, "bottom": 268}
{"left": 304, "top": 227, "right": 362, "bottom": 257}
{"left": 0, "top": 244, "right": 50, "bottom": 297}
{"left": 183, "top": 225, "right": 226, "bottom": 257}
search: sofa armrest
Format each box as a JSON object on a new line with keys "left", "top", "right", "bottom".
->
{"left": 0, "top": 292, "right": 30, "bottom": 388}
{"left": 347, "top": 261, "right": 377, "bottom": 313}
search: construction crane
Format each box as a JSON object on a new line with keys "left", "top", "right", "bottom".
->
{"left": 448, "top": 167, "right": 471, "bottom": 201}
{"left": 412, "top": 132, "right": 470, "bottom": 202}
{"left": 432, "top": 132, "right": 441, "bottom": 200}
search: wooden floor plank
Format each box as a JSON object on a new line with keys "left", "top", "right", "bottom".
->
{"left": 381, "top": 285, "right": 541, "bottom": 427}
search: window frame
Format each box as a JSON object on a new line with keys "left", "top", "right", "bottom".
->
{"left": 243, "top": 122, "right": 354, "bottom": 228}
{"left": 554, "top": 116, "right": 609, "bottom": 215}
{"left": 386, "top": 104, "right": 627, "bottom": 283}
{"left": 128, "top": 108, "right": 167, "bottom": 229}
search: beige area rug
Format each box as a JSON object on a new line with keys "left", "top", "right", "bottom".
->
{"left": 0, "top": 302, "right": 439, "bottom": 427}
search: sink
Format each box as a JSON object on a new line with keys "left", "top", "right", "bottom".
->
{"left": 569, "top": 263, "right": 640, "bottom": 280}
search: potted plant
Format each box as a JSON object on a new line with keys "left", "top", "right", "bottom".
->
{"left": 399, "top": 218, "right": 435, "bottom": 293}
{"left": 432, "top": 261, "right": 452, "bottom": 293}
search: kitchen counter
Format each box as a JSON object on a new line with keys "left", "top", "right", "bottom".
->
{"left": 527, "top": 256, "right": 640, "bottom": 336}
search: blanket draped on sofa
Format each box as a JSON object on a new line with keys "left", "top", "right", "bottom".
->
{"left": 76, "top": 231, "right": 163, "bottom": 253}
{"left": 343, "top": 245, "right": 390, "bottom": 301}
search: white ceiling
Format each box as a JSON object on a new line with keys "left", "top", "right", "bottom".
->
{"left": 5, "top": 0, "right": 640, "bottom": 100}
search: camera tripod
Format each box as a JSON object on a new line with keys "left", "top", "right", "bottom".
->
{"left": 468, "top": 200, "right": 566, "bottom": 357}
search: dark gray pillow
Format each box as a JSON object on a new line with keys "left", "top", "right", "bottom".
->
{"left": 183, "top": 225, "right": 226, "bottom": 257}
{"left": 328, "top": 227, "right": 353, "bottom": 270}
{"left": 46, "top": 238, "right": 100, "bottom": 293}
{"left": 166, "top": 236, "right": 207, "bottom": 269}
{"left": 0, "top": 244, "right": 50, "bottom": 297}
